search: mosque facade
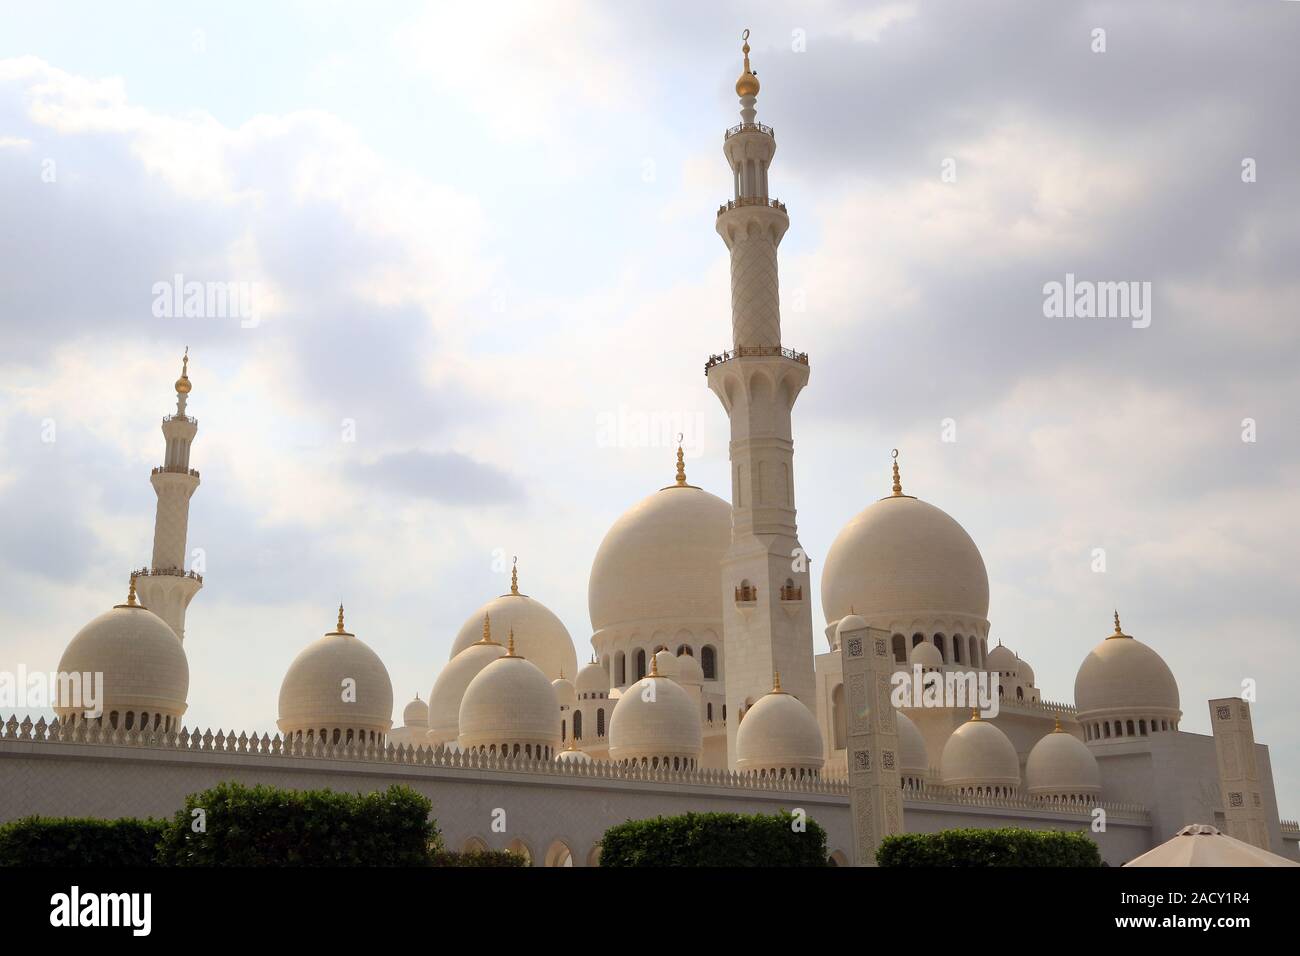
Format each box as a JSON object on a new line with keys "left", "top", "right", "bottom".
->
{"left": 1, "top": 37, "right": 1295, "bottom": 867}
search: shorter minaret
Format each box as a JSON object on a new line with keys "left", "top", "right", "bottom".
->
{"left": 133, "top": 351, "right": 203, "bottom": 642}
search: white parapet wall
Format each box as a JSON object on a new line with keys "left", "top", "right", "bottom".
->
{"left": 0, "top": 715, "right": 1153, "bottom": 866}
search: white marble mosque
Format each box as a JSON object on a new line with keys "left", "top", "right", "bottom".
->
{"left": 2, "top": 35, "right": 1295, "bottom": 868}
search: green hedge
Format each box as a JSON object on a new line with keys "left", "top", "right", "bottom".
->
{"left": 430, "top": 849, "right": 527, "bottom": 867}
{"left": 877, "top": 827, "right": 1102, "bottom": 867}
{"left": 0, "top": 816, "right": 168, "bottom": 867}
{"left": 154, "top": 782, "right": 437, "bottom": 866}
{"left": 599, "top": 811, "right": 828, "bottom": 867}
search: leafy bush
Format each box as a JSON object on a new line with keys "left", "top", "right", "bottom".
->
{"left": 599, "top": 811, "right": 828, "bottom": 867}
{"left": 0, "top": 816, "right": 167, "bottom": 867}
{"left": 155, "top": 782, "right": 437, "bottom": 866}
{"left": 876, "top": 827, "right": 1102, "bottom": 867}
{"left": 430, "top": 849, "right": 527, "bottom": 867}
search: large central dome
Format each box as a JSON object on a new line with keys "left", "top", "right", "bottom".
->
{"left": 588, "top": 477, "right": 731, "bottom": 631}
{"left": 821, "top": 488, "right": 989, "bottom": 628}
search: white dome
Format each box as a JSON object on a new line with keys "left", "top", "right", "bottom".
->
{"left": 1026, "top": 725, "right": 1100, "bottom": 798}
{"left": 557, "top": 743, "right": 593, "bottom": 764}
{"left": 676, "top": 652, "right": 704, "bottom": 685}
{"left": 910, "top": 642, "right": 943, "bottom": 670}
{"left": 822, "top": 493, "right": 989, "bottom": 627}
{"left": 986, "top": 644, "right": 1018, "bottom": 675}
{"left": 608, "top": 666, "right": 702, "bottom": 765}
{"left": 458, "top": 643, "right": 560, "bottom": 753}
{"left": 278, "top": 611, "right": 393, "bottom": 737}
{"left": 896, "top": 711, "right": 929, "bottom": 778}
{"left": 940, "top": 716, "right": 1020, "bottom": 792}
{"left": 448, "top": 577, "right": 576, "bottom": 682}
{"left": 427, "top": 629, "right": 506, "bottom": 744}
{"left": 652, "top": 649, "right": 679, "bottom": 679}
{"left": 1015, "top": 655, "right": 1035, "bottom": 685}
{"left": 552, "top": 676, "right": 576, "bottom": 709}
{"left": 55, "top": 595, "right": 189, "bottom": 725}
{"left": 735, "top": 683, "right": 824, "bottom": 773}
{"left": 402, "top": 696, "right": 429, "bottom": 727}
{"left": 1074, "top": 617, "right": 1180, "bottom": 723}
{"left": 575, "top": 661, "right": 609, "bottom": 696}
{"left": 588, "top": 482, "right": 731, "bottom": 632}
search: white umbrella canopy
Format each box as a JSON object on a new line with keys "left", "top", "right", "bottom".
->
{"left": 1125, "top": 824, "right": 1300, "bottom": 867}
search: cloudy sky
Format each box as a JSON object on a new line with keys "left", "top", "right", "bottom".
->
{"left": 1, "top": 1, "right": 1296, "bottom": 815}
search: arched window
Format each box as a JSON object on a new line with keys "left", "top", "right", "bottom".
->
{"left": 125, "top": 711, "right": 135, "bottom": 731}
{"left": 614, "top": 651, "right": 625, "bottom": 686}
{"left": 676, "top": 644, "right": 692, "bottom": 657}
{"left": 707, "top": 703, "right": 713, "bottom": 722}
{"left": 561, "top": 719, "right": 566, "bottom": 742}
{"left": 596, "top": 708, "right": 605, "bottom": 736}
{"left": 912, "top": 633, "right": 925, "bottom": 648}
{"left": 1126, "top": 719, "right": 1136, "bottom": 736}
{"left": 573, "top": 710, "right": 583, "bottom": 740}
{"left": 933, "top": 633, "right": 946, "bottom": 662}
{"left": 635, "top": 649, "right": 647, "bottom": 680}
{"left": 831, "top": 684, "right": 846, "bottom": 750}
{"left": 1016, "top": 686, "right": 1024, "bottom": 700}
{"left": 892, "top": 634, "right": 906, "bottom": 662}
{"left": 701, "top": 645, "right": 717, "bottom": 680}
{"left": 952, "top": 636, "right": 963, "bottom": 664}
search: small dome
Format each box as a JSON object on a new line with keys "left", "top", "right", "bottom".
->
{"left": 557, "top": 742, "right": 593, "bottom": 764}
{"left": 940, "top": 715, "right": 1020, "bottom": 792}
{"left": 458, "top": 634, "right": 560, "bottom": 753}
{"left": 55, "top": 588, "right": 189, "bottom": 725}
{"left": 552, "top": 676, "right": 577, "bottom": 709}
{"left": 402, "top": 695, "right": 429, "bottom": 727}
{"left": 822, "top": 492, "right": 989, "bottom": 628}
{"left": 676, "top": 652, "right": 704, "bottom": 686}
{"left": 896, "top": 711, "right": 929, "bottom": 778}
{"left": 735, "top": 678, "right": 823, "bottom": 774}
{"left": 427, "top": 622, "right": 506, "bottom": 744}
{"left": 652, "top": 649, "right": 679, "bottom": 680}
{"left": 1026, "top": 723, "right": 1100, "bottom": 798}
{"left": 278, "top": 608, "right": 393, "bottom": 737}
{"left": 910, "top": 642, "right": 943, "bottom": 670}
{"left": 608, "top": 659, "right": 702, "bottom": 765}
{"left": 1015, "top": 655, "right": 1035, "bottom": 685}
{"left": 836, "top": 614, "right": 867, "bottom": 636}
{"left": 1074, "top": 615, "right": 1180, "bottom": 723}
{"left": 448, "top": 569, "right": 577, "bottom": 682}
{"left": 575, "top": 660, "right": 609, "bottom": 696}
{"left": 588, "top": 482, "right": 731, "bottom": 635}
{"left": 986, "top": 644, "right": 1018, "bottom": 674}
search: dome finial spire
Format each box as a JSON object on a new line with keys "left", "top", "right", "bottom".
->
{"left": 735, "top": 28, "right": 760, "bottom": 98}
{"left": 891, "top": 448, "right": 904, "bottom": 496}
{"left": 506, "top": 626, "right": 517, "bottom": 657}
{"left": 481, "top": 612, "right": 492, "bottom": 643}
{"left": 174, "top": 346, "right": 192, "bottom": 395}
{"left": 336, "top": 603, "right": 346, "bottom": 633}
{"left": 126, "top": 575, "right": 139, "bottom": 607}
{"left": 1054, "top": 715, "right": 1063, "bottom": 733}
{"left": 1109, "top": 610, "right": 1129, "bottom": 639}
{"left": 675, "top": 433, "right": 687, "bottom": 486}
{"left": 510, "top": 556, "right": 519, "bottom": 595}
{"left": 648, "top": 652, "right": 660, "bottom": 677}
{"left": 970, "top": 708, "right": 981, "bottom": 722}
{"left": 772, "top": 668, "right": 783, "bottom": 694}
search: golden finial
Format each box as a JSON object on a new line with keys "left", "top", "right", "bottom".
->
{"left": 506, "top": 627, "right": 517, "bottom": 657}
{"left": 336, "top": 603, "right": 346, "bottom": 634}
{"left": 1108, "top": 610, "right": 1129, "bottom": 640}
{"left": 174, "top": 347, "right": 192, "bottom": 395}
{"left": 648, "top": 653, "right": 659, "bottom": 678}
{"left": 477, "top": 612, "right": 500, "bottom": 645}
{"left": 510, "top": 556, "right": 519, "bottom": 595}
{"left": 772, "top": 668, "right": 784, "bottom": 694}
{"left": 1054, "top": 716, "right": 1063, "bottom": 733}
{"left": 675, "top": 435, "right": 687, "bottom": 487}
{"left": 970, "top": 708, "right": 981, "bottom": 721}
{"left": 736, "top": 28, "right": 760, "bottom": 97}
{"left": 559, "top": 665, "right": 565, "bottom": 680}
{"left": 126, "top": 576, "right": 138, "bottom": 606}
{"left": 891, "top": 449, "right": 903, "bottom": 496}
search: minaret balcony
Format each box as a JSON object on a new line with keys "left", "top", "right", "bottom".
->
{"left": 162, "top": 414, "right": 197, "bottom": 425}
{"left": 734, "top": 584, "right": 759, "bottom": 604}
{"left": 704, "top": 345, "right": 809, "bottom": 373}
{"left": 724, "top": 121, "right": 774, "bottom": 140}
{"left": 132, "top": 566, "right": 204, "bottom": 585}
{"left": 779, "top": 584, "right": 803, "bottom": 602}
{"left": 717, "top": 197, "right": 787, "bottom": 218}
{"left": 152, "top": 466, "right": 200, "bottom": 479}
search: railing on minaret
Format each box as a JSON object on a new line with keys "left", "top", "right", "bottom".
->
{"left": 132, "top": 350, "right": 204, "bottom": 643}
{"left": 707, "top": 31, "right": 817, "bottom": 768}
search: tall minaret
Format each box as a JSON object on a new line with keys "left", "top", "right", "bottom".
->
{"left": 132, "top": 350, "right": 203, "bottom": 642}
{"left": 707, "top": 32, "right": 816, "bottom": 765}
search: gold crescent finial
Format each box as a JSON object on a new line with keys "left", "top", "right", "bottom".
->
{"left": 506, "top": 626, "right": 517, "bottom": 657}
{"left": 510, "top": 556, "right": 519, "bottom": 595}
{"left": 1108, "top": 610, "right": 1129, "bottom": 639}
{"left": 648, "top": 653, "right": 659, "bottom": 678}
{"left": 481, "top": 612, "right": 492, "bottom": 643}
{"left": 175, "top": 347, "right": 193, "bottom": 395}
{"left": 772, "top": 668, "right": 783, "bottom": 693}
{"left": 336, "top": 603, "right": 346, "bottom": 633}
{"left": 675, "top": 436, "right": 687, "bottom": 487}
{"left": 736, "top": 28, "right": 759, "bottom": 97}
{"left": 126, "top": 575, "right": 139, "bottom": 607}
{"left": 891, "top": 449, "right": 904, "bottom": 497}
{"left": 970, "top": 708, "right": 980, "bottom": 721}
{"left": 1054, "top": 716, "right": 1063, "bottom": 733}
